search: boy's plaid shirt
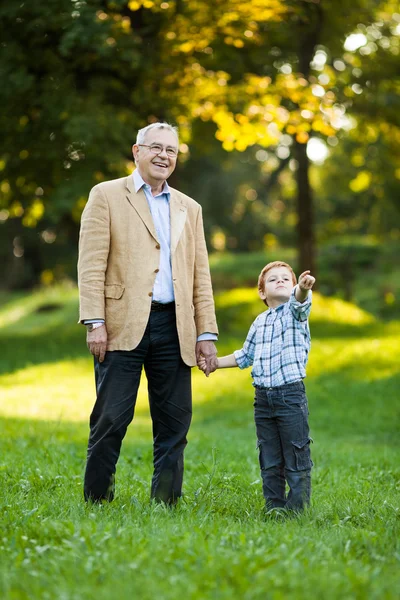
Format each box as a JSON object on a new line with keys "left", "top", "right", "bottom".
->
{"left": 234, "top": 288, "right": 312, "bottom": 388}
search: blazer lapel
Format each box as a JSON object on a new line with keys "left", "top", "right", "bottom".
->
{"left": 125, "top": 176, "right": 158, "bottom": 242}
{"left": 170, "top": 191, "right": 187, "bottom": 255}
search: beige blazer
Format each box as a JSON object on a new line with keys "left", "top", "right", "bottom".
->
{"left": 77, "top": 175, "right": 218, "bottom": 366}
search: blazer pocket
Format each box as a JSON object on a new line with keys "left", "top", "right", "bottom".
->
{"left": 105, "top": 284, "right": 125, "bottom": 299}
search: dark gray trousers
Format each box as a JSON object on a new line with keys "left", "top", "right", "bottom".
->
{"left": 84, "top": 306, "right": 192, "bottom": 504}
{"left": 254, "top": 380, "right": 312, "bottom": 511}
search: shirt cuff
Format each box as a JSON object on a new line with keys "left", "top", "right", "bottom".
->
{"left": 233, "top": 349, "right": 251, "bottom": 369}
{"left": 197, "top": 332, "right": 218, "bottom": 342}
{"left": 289, "top": 287, "right": 312, "bottom": 320}
{"left": 292, "top": 286, "right": 312, "bottom": 304}
{"left": 83, "top": 319, "right": 105, "bottom": 325}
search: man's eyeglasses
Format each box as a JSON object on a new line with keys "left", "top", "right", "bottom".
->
{"left": 138, "top": 144, "right": 178, "bottom": 158}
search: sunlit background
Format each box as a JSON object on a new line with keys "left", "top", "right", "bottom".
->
{"left": 0, "top": 0, "right": 399, "bottom": 320}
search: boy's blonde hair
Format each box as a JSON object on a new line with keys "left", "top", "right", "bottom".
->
{"left": 258, "top": 261, "right": 297, "bottom": 306}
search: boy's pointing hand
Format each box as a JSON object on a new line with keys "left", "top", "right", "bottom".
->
{"left": 298, "top": 270, "right": 316, "bottom": 290}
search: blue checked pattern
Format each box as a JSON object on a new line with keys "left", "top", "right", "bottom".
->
{"left": 234, "top": 288, "right": 312, "bottom": 387}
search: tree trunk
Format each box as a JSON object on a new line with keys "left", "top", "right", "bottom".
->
{"left": 295, "top": 139, "right": 316, "bottom": 277}
{"left": 295, "top": 1, "right": 323, "bottom": 281}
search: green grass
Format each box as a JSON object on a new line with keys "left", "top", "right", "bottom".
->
{"left": 0, "top": 285, "right": 399, "bottom": 599}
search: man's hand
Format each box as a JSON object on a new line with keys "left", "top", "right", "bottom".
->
{"left": 87, "top": 325, "right": 107, "bottom": 363}
{"left": 196, "top": 340, "right": 217, "bottom": 377}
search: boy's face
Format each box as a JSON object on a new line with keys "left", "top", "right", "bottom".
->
{"left": 259, "top": 266, "right": 294, "bottom": 308}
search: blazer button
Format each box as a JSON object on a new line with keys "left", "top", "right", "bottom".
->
{"left": 148, "top": 292, "right": 152, "bottom": 297}
{"left": 156, "top": 244, "right": 160, "bottom": 249}
{"left": 154, "top": 268, "right": 159, "bottom": 273}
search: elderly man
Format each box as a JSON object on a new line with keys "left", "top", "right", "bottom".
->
{"left": 78, "top": 122, "right": 218, "bottom": 504}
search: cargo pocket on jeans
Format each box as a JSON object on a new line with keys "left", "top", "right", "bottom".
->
{"left": 292, "top": 438, "right": 313, "bottom": 470}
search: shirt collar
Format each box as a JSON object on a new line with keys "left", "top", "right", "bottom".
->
{"left": 133, "top": 169, "right": 170, "bottom": 198}
{"left": 268, "top": 302, "right": 286, "bottom": 314}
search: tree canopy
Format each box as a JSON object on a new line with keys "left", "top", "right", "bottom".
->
{"left": 0, "top": 0, "right": 399, "bottom": 287}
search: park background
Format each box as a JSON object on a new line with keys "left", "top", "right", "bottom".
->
{"left": 0, "top": 1, "right": 399, "bottom": 598}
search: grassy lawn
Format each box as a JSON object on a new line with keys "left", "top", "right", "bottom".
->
{"left": 0, "top": 285, "right": 399, "bottom": 599}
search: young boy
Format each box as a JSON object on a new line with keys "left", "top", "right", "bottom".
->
{"left": 199, "top": 261, "right": 315, "bottom": 511}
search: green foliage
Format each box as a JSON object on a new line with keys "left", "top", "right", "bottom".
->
{"left": 0, "top": 284, "right": 399, "bottom": 598}
{"left": 0, "top": 0, "right": 399, "bottom": 287}
{"left": 314, "top": 133, "right": 400, "bottom": 241}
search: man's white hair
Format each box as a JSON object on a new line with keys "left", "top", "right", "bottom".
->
{"left": 136, "top": 122, "right": 179, "bottom": 145}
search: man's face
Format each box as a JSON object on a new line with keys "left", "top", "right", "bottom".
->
{"left": 259, "top": 266, "right": 294, "bottom": 307}
{"left": 132, "top": 128, "right": 178, "bottom": 185}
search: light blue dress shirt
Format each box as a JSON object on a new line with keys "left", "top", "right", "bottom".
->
{"left": 133, "top": 169, "right": 174, "bottom": 303}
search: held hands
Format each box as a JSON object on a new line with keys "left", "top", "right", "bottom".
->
{"left": 198, "top": 356, "right": 207, "bottom": 373}
{"left": 196, "top": 340, "right": 218, "bottom": 377}
{"left": 298, "top": 270, "right": 316, "bottom": 291}
{"left": 198, "top": 355, "right": 218, "bottom": 377}
{"left": 87, "top": 325, "right": 107, "bottom": 363}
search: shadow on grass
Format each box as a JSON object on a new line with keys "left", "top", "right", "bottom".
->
{"left": 1, "top": 364, "right": 398, "bottom": 446}
{"left": 1, "top": 317, "right": 396, "bottom": 378}
{"left": 0, "top": 326, "right": 86, "bottom": 375}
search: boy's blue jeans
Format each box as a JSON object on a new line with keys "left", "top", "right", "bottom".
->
{"left": 254, "top": 380, "right": 312, "bottom": 511}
